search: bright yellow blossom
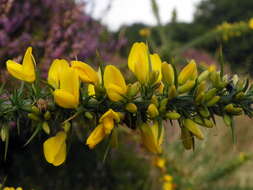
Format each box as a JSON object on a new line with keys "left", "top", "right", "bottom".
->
{"left": 48, "top": 60, "right": 80, "bottom": 108}
{"left": 86, "top": 109, "right": 120, "bottom": 149}
{"left": 128, "top": 42, "right": 162, "bottom": 84}
{"left": 162, "top": 62, "right": 174, "bottom": 85}
{"left": 43, "top": 131, "right": 67, "bottom": 166}
{"left": 140, "top": 122, "right": 164, "bottom": 154}
{"left": 249, "top": 18, "right": 253, "bottom": 29}
{"left": 6, "top": 47, "right": 36, "bottom": 82}
{"left": 71, "top": 60, "right": 99, "bottom": 84}
{"left": 104, "top": 65, "right": 127, "bottom": 102}
{"left": 139, "top": 28, "right": 151, "bottom": 37}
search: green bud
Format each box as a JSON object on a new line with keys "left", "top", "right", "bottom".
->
{"left": 127, "top": 82, "right": 140, "bottom": 97}
{"left": 159, "top": 98, "right": 169, "bottom": 113}
{"left": 198, "top": 70, "right": 209, "bottom": 83}
{"left": 125, "top": 103, "right": 138, "bottom": 113}
{"left": 178, "top": 80, "right": 195, "bottom": 94}
{"left": 206, "top": 96, "right": 220, "bottom": 107}
{"left": 204, "top": 88, "right": 217, "bottom": 102}
{"left": 183, "top": 119, "right": 204, "bottom": 140}
{"left": 42, "top": 122, "right": 50, "bottom": 135}
{"left": 225, "top": 104, "right": 243, "bottom": 115}
{"left": 203, "top": 119, "right": 214, "bottom": 128}
{"left": 1, "top": 125, "right": 8, "bottom": 142}
{"left": 62, "top": 122, "right": 71, "bottom": 133}
{"left": 31, "top": 106, "right": 40, "bottom": 115}
{"left": 84, "top": 112, "right": 94, "bottom": 120}
{"left": 199, "top": 107, "right": 210, "bottom": 118}
{"left": 195, "top": 81, "right": 206, "bottom": 98}
{"left": 181, "top": 127, "right": 193, "bottom": 150}
{"left": 28, "top": 113, "right": 40, "bottom": 121}
{"left": 43, "top": 111, "right": 51, "bottom": 120}
{"left": 195, "top": 92, "right": 204, "bottom": 104}
{"left": 165, "top": 112, "right": 181, "bottom": 120}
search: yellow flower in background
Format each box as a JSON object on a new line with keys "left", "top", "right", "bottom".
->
{"left": 163, "top": 175, "right": 173, "bottom": 182}
{"left": 128, "top": 42, "right": 162, "bottom": 84}
{"left": 86, "top": 109, "right": 120, "bottom": 149}
{"left": 48, "top": 59, "right": 69, "bottom": 89}
{"left": 86, "top": 124, "right": 106, "bottom": 149}
{"left": 248, "top": 18, "right": 253, "bottom": 29}
{"left": 139, "top": 28, "right": 151, "bottom": 37}
{"left": 53, "top": 66, "right": 80, "bottom": 108}
{"left": 104, "top": 65, "right": 127, "bottom": 102}
{"left": 6, "top": 47, "right": 36, "bottom": 82}
{"left": 71, "top": 60, "right": 99, "bottom": 84}
{"left": 178, "top": 60, "right": 198, "bottom": 85}
{"left": 43, "top": 131, "right": 67, "bottom": 166}
{"left": 153, "top": 157, "right": 166, "bottom": 170}
{"left": 140, "top": 122, "right": 164, "bottom": 154}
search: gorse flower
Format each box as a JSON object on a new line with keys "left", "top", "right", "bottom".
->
{"left": 6, "top": 47, "right": 36, "bottom": 82}
{"left": 104, "top": 65, "right": 127, "bottom": 102}
{"left": 178, "top": 60, "right": 198, "bottom": 85}
{"left": 43, "top": 131, "right": 67, "bottom": 166}
{"left": 86, "top": 109, "right": 120, "bottom": 149}
{"left": 128, "top": 42, "right": 162, "bottom": 84}
{"left": 48, "top": 59, "right": 80, "bottom": 108}
{"left": 140, "top": 122, "right": 164, "bottom": 154}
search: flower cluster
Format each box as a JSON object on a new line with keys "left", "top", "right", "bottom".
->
{"left": 1, "top": 42, "right": 253, "bottom": 166}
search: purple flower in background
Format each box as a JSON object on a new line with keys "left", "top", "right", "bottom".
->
{"left": 0, "top": 0, "right": 126, "bottom": 78}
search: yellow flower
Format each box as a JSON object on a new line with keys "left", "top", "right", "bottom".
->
{"left": 163, "top": 182, "right": 173, "bottom": 190}
{"left": 86, "top": 124, "right": 106, "bottom": 149}
{"left": 43, "top": 131, "right": 67, "bottom": 166}
{"left": 88, "top": 84, "right": 95, "bottom": 96}
{"left": 139, "top": 28, "right": 151, "bottom": 37}
{"left": 128, "top": 42, "right": 162, "bottom": 84}
{"left": 48, "top": 59, "right": 69, "bottom": 89}
{"left": 125, "top": 103, "right": 138, "bottom": 113}
{"left": 178, "top": 60, "right": 198, "bottom": 85}
{"left": 104, "top": 65, "right": 127, "bottom": 102}
{"left": 71, "top": 60, "right": 99, "bottom": 84}
{"left": 154, "top": 157, "right": 166, "bottom": 170}
{"left": 163, "top": 175, "right": 173, "bottom": 182}
{"left": 86, "top": 109, "right": 120, "bottom": 149}
{"left": 249, "top": 18, "right": 253, "bottom": 29}
{"left": 162, "top": 62, "right": 174, "bottom": 85}
{"left": 48, "top": 60, "right": 80, "bottom": 108}
{"left": 140, "top": 122, "right": 164, "bottom": 154}
{"left": 6, "top": 47, "right": 36, "bottom": 82}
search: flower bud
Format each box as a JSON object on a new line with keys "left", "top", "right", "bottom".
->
{"left": 165, "top": 112, "right": 181, "bottom": 120}
{"left": 42, "top": 122, "right": 50, "bottom": 135}
{"left": 178, "top": 60, "right": 198, "bottom": 85}
{"left": 31, "top": 106, "right": 40, "bottom": 115}
{"left": 183, "top": 119, "right": 204, "bottom": 140}
{"left": 62, "top": 122, "right": 71, "bottom": 133}
{"left": 168, "top": 85, "right": 177, "bottom": 99}
{"left": 84, "top": 112, "right": 94, "bottom": 120}
{"left": 162, "top": 62, "right": 174, "bottom": 85}
{"left": 178, "top": 80, "right": 195, "bottom": 94}
{"left": 206, "top": 96, "right": 220, "bottom": 107}
{"left": 151, "top": 95, "right": 159, "bottom": 107}
{"left": 127, "top": 82, "right": 140, "bottom": 97}
{"left": 223, "top": 114, "right": 232, "bottom": 127}
{"left": 125, "top": 103, "right": 138, "bottom": 113}
{"left": 1, "top": 125, "right": 8, "bottom": 142}
{"left": 204, "top": 88, "right": 217, "bottom": 102}
{"left": 199, "top": 107, "right": 210, "bottom": 118}
{"left": 197, "top": 70, "right": 209, "bottom": 83}
{"left": 159, "top": 98, "right": 168, "bottom": 113}
{"left": 43, "top": 111, "right": 51, "bottom": 120}
{"left": 147, "top": 104, "right": 159, "bottom": 118}
{"left": 28, "top": 113, "right": 40, "bottom": 121}
{"left": 181, "top": 127, "right": 193, "bottom": 150}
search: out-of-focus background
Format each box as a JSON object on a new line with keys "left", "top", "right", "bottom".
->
{"left": 0, "top": 0, "right": 253, "bottom": 189}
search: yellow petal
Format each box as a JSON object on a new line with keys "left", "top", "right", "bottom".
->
{"left": 162, "top": 62, "right": 174, "bottom": 85}
{"left": 86, "top": 124, "right": 106, "bottom": 149}
{"left": 104, "top": 65, "right": 127, "bottom": 101}
{"left": 128, "top": 42, "right": 149, "bottom": 83}
{"left": 71, "top": 61, "right": 99, "bottom": 84}
{"left": 150, "top": 53, "right": 162, "bottom": 82}
{"left": 53, "top": 89, "right": 79, "bottom": 108}
{"left": 48, "top": 59, "right": 69, "bottom": 89}
{"left": 102, "top": 117, "right": 114, "bottom": 135}
{"left": 6, "top": 47, "right": 35, "bottom": 82}
{"left": 43, "top": 131, "right": 67, "bottom": 166}
{"left": 99, "top": 109, "right": 120, "bottom": 123}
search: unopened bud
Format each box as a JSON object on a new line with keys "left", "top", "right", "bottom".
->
{"left": 84, "top": 112, "right": 94, "bottom": 120}
{"left": 165, "top": 112, "right": 181, "bottom": 120}
{"left": 127, "top": 82, "right": 140, "bottom": 97}
{"left": 181, "top": 127, "right": 193, "bottom": 150}
{"left": 159, "top": 98, "right": 168, "bottom": 113}
{"left": 62, "top": 122, "right": 71, "bottom": 133}
{"left": 125, "top": 103, "right": 138, "bottom": 113}
{"left": 168, "top": 85, "right": 177, "bottom": 99}
{"left": 183, "top": 119, "right": 204, "bottom": 140}
{"left": 31, "top": 106, "right": 40, "bottom": 115}
{"left": 43, "top": 111, "right": 51, "bottom": 120}
{"left": 198, "top": 70, "right": 209, "bottom": 83}
{"left": 147, "top": 104, "right": 159, "bottom": 118}
{"left": 151, "top": 95, "right": 159, "bottom": 107}
{"left": 42, "top": 122, "right": 50, "bottom": 134}
{"left": 28, "top": 113, "right": 40, "bottom": 121}
{"left": 223, "top": 114, "right": 232, "bottom": 127}
{"left": 1, "top": 125, "right": 8, "bottom": 142}
{"left": 178, "top": 80, "right": 195, "bottom": 94}
{"left": 199, "top": 107, "right": 210, "bottom": 118}
{"left": 206, "top": 96, "right": 220, "bottom": 107}
{"left": 204, "top": 88, "right": 217, "bottom": 102}
{"left": 162, "top": 62, "right": 174, "bottom": 85}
